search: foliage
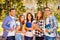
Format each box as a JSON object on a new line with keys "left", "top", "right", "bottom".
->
{"left": 37, "top": 0, "right": 58, "bottom": 10}
{"left": 54, "top": 12, "right": 60, "bottom": 22}
{"left": 0, "top": 0, "right": 60, "bottom": 22}
{"left": 37, "top": 0, "right": 60, "bottom": 22}
{"left": 0, "top": 0, "right": 26, "bottom": 20}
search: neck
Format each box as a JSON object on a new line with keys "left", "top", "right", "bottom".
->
{"left": 28, "top": 20, "right": 31, "bottom": 22}
{"left": 9, "top": 15, "right": 14, "bottom": 17}
{"left": 20, "top": 21, "right": 23, "bottom": 23}
{"left": 46, "top": 15, "right": 50, "bottom": 18}
{"left": 37, "top": 18, "right": 40, "bottom": 21}
{"left": 20, "top": 22, "right": 24, "bottom": 25}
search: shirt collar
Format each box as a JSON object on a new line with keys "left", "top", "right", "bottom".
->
{"left": 9, "top": 15, "right": 15, "bottom": 20}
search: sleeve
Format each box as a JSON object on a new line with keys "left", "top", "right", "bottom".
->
{"left": 2, "top": 17, "right": 10, "bottom": 30}
{"left": 32, "top": 20, "right": 36, "bottom": 24}
{"left": 52, "top": 16, "right": 58, "bottom": 30}
{"left": 16, "top": 21, "right": 20, "bottom": 27}
{"left": 41, "top": 20, "right": 45, "bottom": 30}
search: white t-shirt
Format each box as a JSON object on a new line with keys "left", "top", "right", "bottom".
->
{"left": 25, "top": 31, "right": 34, "bottom": 37}
{"left": 7, "top": 16, "right": 16, "bottom": 36}
{"left": 46, "top": 18, "right": 49, "bottom": 25}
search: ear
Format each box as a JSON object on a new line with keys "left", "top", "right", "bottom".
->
{"left": 9, "top": 12, "right": 10, "bottom": 15}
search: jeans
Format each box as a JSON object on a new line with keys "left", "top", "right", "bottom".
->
{"left": 6, "top": 36, "right": 15, "bottom": 40}
{"left": 44, "top": 36, "right": 54, "bottom": 40}
{"left": 24, "top": 36, "right": 33, "bottom": 40}
{"left": 35, "top": 36, "right": 44, "bottom": 40}
{"left": 15, "top": 34, "right": 22, "bottom": 40}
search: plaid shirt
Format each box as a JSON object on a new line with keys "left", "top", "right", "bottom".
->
{"left": 44, "top": 15, "right": 58, "bottom": 37}
{"left": 33, "top": 20, "right": 44, "bottom": 37}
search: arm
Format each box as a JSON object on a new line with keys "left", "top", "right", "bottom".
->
{"left": 16, "top": 26, "right": 21, "bottom": 33}
{"left": 25, "top": 27, "right": 33, "bottom": 31}
{"left": 16, "top": 24, "right": 26, "bottom": 33}
{"left": 52, "top": 16, "right": 58, "bottom": 30}
{"left": 33, "top": 24, "right": 43, "bottom": 32}
{"left": 2, "top": 17, "right": 10, "bottom": 30}
{"left": 50, "top": 16, "right": 58, "bottom": 32}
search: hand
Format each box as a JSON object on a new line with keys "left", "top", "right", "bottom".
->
{"left": 45, "top": 29, "right": 48, "bottom": 33}
{"left": 26, "top": 27, "right": 33, "bottom": 31}
{"left": 10, "top": 27, "right": 14, "bottom": 32}
{"left": 39, "top": 29, "right": 43, "bottom": 33}
{"left": 33, "top": 23, "right": 43, "bottom": 32}
{"left": 22, "top": 30, "right": 26, "bottom": 33}
{"left": 50, "top": 29, "right": 53, "bottom": 33}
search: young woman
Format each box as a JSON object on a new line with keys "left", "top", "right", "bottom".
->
{"left": 33, "top": 11, "right": 44, "bottom": 40}
{"left": 24, "top": 13, "right": 43, "bottom": 40}
{"left": 15, "top": 14, "right": 25, "bottom": 40}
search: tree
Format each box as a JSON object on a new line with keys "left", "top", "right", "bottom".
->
{"left": 37, "top": 0, "right": 58, "bottom": 9}
{"left": 0, "top": 0, "right": 26, "bottom": 21}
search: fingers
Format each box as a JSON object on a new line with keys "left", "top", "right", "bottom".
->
{"left": 10, "top": 28, "right": 14, "bottom": 32}
{"left": 45, "top": 29, "right": 48, "bottom": 33}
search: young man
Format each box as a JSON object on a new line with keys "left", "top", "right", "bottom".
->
{"left": 44, "top": 7, "right": 58, "bottom": 40}
{"left": 2, "top": 8, "right": 17, "bottom": 40}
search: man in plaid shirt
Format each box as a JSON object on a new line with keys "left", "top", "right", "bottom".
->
{"left": 44, "top": 7, "right": 58, "bottom": 40}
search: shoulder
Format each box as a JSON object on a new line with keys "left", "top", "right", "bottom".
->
{"left": 32, "top": 20, "right": 36, "bottom": 26}
{"left": 32, "top": 20, "right": 36, "bottom": 23}
{"left": 4, "top": 16, "right": 10, "bottom": 19}
{"left": 52, "top": 16, "right": 56, "bottom": 19}
{"left": 50, "top": 15, "right": 55, "bottom": 18}
{"left": 16, "top": 21, "right": 20, "bottom": 26}
{"left": 40, "top": 19, "right": 44, "bottom": 22}
{"left": 3, "top": 16, "right": 10, "bottom": 21}
{"left": 5, "top": 16, "right": 12, "bottom": 20}
{"left": 50, "top": 15, "right": 56, "bottom": 20}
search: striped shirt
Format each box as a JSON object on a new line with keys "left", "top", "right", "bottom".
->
{"left": 33, "top": 20, "right": 44, "bottom": 37}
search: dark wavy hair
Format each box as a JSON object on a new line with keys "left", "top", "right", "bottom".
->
{"left": 44, "top": 7, "right": 50, "bottom": 11}
{"left": 10, "top": 8, "right": 16, "bottom": 12}
{"left": 26, "top": 12, "right": 33, "bottom": 22}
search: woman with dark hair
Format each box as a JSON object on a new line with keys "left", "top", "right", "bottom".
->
{"left": 33, "top": 11, "right": 44, "bottom": 40}
{"left": 24, "top": 12, "right": 43, "bottom": 40}
{"left": 26, "top": 13, "right": 33, "bottom": 22}
{"left": 15, "top": 14, "right": 26, "bottom": 40}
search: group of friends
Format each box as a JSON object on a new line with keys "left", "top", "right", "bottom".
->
{"left": 2, "top": 7, "right": 58, "bottom": 40}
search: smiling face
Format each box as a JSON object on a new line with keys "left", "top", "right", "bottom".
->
{"left": 26, "top": 13, "right": 33, "bottom": 22}
{"left": 19, "top": 15, "right": 25, "bottom": 23}
{"left": 10, "top": 9, "right": 16, "bottom": 17}
{"left": 20, "top": 16, "right": 25, "bottom": 22}
{"left": 44, "top": 8, "right": 51, "bottom": 17}
{"left": 37, "top": 11, "right": 42, "bottom": 20}
{"left": 28, "top": 14, "right": 32, "bottom": 21}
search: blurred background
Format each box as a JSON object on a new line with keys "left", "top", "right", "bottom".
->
{"left": 0, "top": 0, "right": 60, "bottom": 37}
